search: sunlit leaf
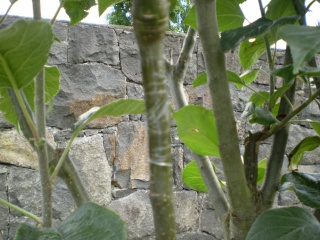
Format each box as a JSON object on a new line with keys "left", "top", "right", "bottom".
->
{"left": 308, "top": 120, "right": 320, "bottom": 136}
{"left": 182, "top": 160, "right": 224, "bottom": 192}
{"left": 173, "top": 105, "right": 220, "bottom": 157}
{"left": 227, "top": 70, "right": 244, "bottom": 89}
{"left": 0, "top": 20, "right": 53, "bottom": 89}
{"left": 288, "top": 136, "right": 320, "bottom": 171}
{"left": 248, "top": 91, "right": 269, "bottom": 107}
{"left": 98, "top": 0, "right": 123, "bottom": 16}
{"left": 257, "top": 158, "right": 267, "bottom": 185}
{"left": 280, "top": 172, "right": 320, "bottom": 208}
{"left": 0, "top": 88, "right": 18, "bottom": 126}
{"left": 192, "top": 72, "right": 207, "bottom": 88}
{"left": 247, "top": 207, "right": 320, "bottom": 240}
{"left": 15, "top": 202, "right": 127, "bottom": 240}
{"left": 184, "top": 0, "right": 244, "bottom": 32}
{"left": 279, "top": 25, "right": 320, "bottom": 74}
{"left": 64, "top": 0, "right": 96, "bottom": 25}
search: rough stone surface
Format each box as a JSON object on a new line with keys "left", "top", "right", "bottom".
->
{"left": 0, "top": 167, "right": 8, "bottom": 240}
{"left": 69, "top": 134, "right": 112, "bottom": 206}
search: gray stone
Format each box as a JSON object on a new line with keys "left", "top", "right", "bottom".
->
{"left": 68, "top": 24, "right": 119, "bottom": 65}
{"left": 115, "top": 122, "right": 149, "bottom": 188}
{"left": 0, "top": 167, "right": 9, "bottom": 239}
{"left": 119, "top": 30, "right": 141, "bottom": 83}
{"left": 69, "top": 134, "right": 112, "bottom": 205}
{"left": 126, "top": 82, "right": 144, "bottom": 100}
{"left": 47, "top": 63, "right": 126, "bottom": 128}
{"left": 172, "top": 145, "right": 184, "bottom": 189}
{"left": 177, "top": 232, "right": 216, "bottom": 240}
{"left": 48, "top": 22, "right": 68, "bottom": 65}
{"left": 108, "top": 190, "right": 199, "bottom": 239}
{"left": 0, "top": 129, "right": 37, "bottom": 169}
{"left": 200, "top": 208, "right": 223, "bottom": 240}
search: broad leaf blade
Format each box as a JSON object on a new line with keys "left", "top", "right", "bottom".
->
{"left": 173, "top": 105, "right": 220, "bottom": 157}
{"left": 227, "top": 70, "right": 244, "bottom": 89}
{"left": 248, "top": 91, "right": 269, "bottom": 107}
{"left": 241, "top": 102, "right": 255, "bottom": 119}
{"left": 299, "top": 66, "right": 320, "bottom": 77}
{"left": 98, "top": 0, "right": 123, "bottom": 16}
{"left": 15, "top": 224, "right": 60, "bottom": 240}
{"left": 247, "top": 207, "right": 320, "bottom": 240}
{"left": 308, "top": 121, "right": 320, "bottom": 136}
{"left": 269, "top": 81, "right": 294, "bottom": 109}
{"left": 251, "top": 107, "right": 279, "bottom": 126}
{"left": 240, "top": 68, "right": 260, "bottom": 85}
{"left": 279, "top": 25, "right": 320, "bottom": 74}
{"left": 0, "top": 88, "right": 18, "bottom": 126}
{"left": 280, "top": 172, "right": 320, "bottom": 208}
{"left": 184, "top": 0, "right": 244, "bottom": 32}
{"left": 192, "top": 72, "right": 207, "bottom": 88}
{"left": 271, "top": 64, "right": 295, "bottom": 81}
{"left": 182, "top": 161, "right": 208, "bottom": 192}
{"left": 0, "top": 20, "right": 53, "bottom": 89}
{"left": 265, "top": 0, "right": 296, "bottom": 21}
{"left": 64, "top": 0, "right": 96, "bottom": 25}
{"left": 288, "top": 136, "right": 320, "bottom": 171}
{"left": 58, "top": 202, "right": 127, "bottom": 240}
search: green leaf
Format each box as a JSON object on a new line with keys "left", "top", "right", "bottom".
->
{"left": 15, "top": 202, "right": 127, "bottom": 240}
{"left": 248, "top": 91, "right": 269, "bottom": 107}
{"left": 227, "top": 70, "right": 244, "bottom": 89}
{"left": 183, "top": 6, "right": 197, "bottom": 30}
{"left": 308, "top": 121, "right": 320, "bottom": 136}
{"left": 192, "top": 72, "right": 207, "bottom": 88}
{"left": 182, "top": 161, "right": 224, "bottom": 192}
{"left": 271, "top": 64, "right": 295, "bottom": 81}
{"left": 257, "top": 158, "right": 267, "bottom": 185}
{"left": 280, "top": 172, "right": 320, "bottom": 208}
{"left": 216, "top": 0, "right": 244, "bottom": 32}
{"left": 239, "top": 37, "right": 270, "bottom": 70}
{"left": 221, "top": 16, "right": 299, "bottom": 52}
{"left": 173, "top": 105, "right": 220, "bottom": 157}
{"left": 23, "top": 66, "right": 61, "bottom": 111}
{"left": 288, "top": 136, "right": 320, "bottom": 171}
{"left": 64, "top": 0, "right": 96, "bottom": 25}
{"left": 184, "top": 0, "right": 244, "bottom": 32}
{"left": 269, "top": 81, "right": 294, "bottom": 109}
{"left": 279, "top": 25, "right": 320, "bottom": 74}
{"left": 241, "top": 102, "right": 255, "bottom": 119}
{"left": 240, "top": 69, "right": 260, "bottom": 85}
{"left": 265, "top": 0, "right": 296, "bottom": 21}
{"left": 73, "top": 99, "right": 146, "bottom": 132}
{"left": 98, "top": 0, "right": 123, "bottom": 16}
{"left": 0, "top": 88, "right": 18, "bottom": 126}
{"left": 251, "top": 107, "right": 279, "bottom": 126}
{"left": 246, "top": 207, "right": 320, "bottom": 240}
{"left": 182, "top": 161, "right": 208, "bottom": 192}
{"left": 15, "top": 225, "right": 60, "bottom": 240}
{"left": 299, "top": 66, "right": 320, "bottom": 77}
{"left": 0, "top": 20, "right": 54, "bottom": 89}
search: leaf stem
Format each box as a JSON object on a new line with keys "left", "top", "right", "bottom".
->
{"left": 0, "top": 198, "right": 43, "bottom": 225}
{"left": 51, "top": 0, "right": 67, "bottom": 25}
{"left": 0, "top": 1, "right": 17, "bottom": 25}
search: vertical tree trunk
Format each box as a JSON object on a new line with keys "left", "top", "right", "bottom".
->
{"left": 132, "top": 1, "right": 176, "bottom": 239}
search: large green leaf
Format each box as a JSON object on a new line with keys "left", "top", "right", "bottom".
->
{"left": 173, "top": 105, "right": 220, "bottom": 157}
{"left": 221, "top": 16, "right": 299, "bottom": 52}
{"left": 64, "top": 0, "right": 96, "bottom": 25}
{"left": 216, "top": 0, "right": 244, "bottom": 32}
{"left": 279, "top": 25, "right": 320, "bottom": 74}
{"left": 269, "top": 81, "right": 294, "bottom": 109}
{"left": 299, "top": 66, "right": 320, "bottom": 77}
{"left": 271, "top": 64, "right": 295, "bottom": 81}
{"left": 246, "top": 207, "right": 320, "bottom": 240}
{"left": 184, "top": 0, "right": 244, "bottom": 32}
{"left": 308, "top": 121, "right": 320, "bottom": 136}
{"left": 0, "top": 20, "right": 53, "bottom": 89}
{"left": 265, "top": 0, "right": 296, "bottom": 21}
{"left": 98, "top": 0, "right": 123, "bottom": 16}
{"left": 288, "top": 136, "right": 320, "bottom": 171}
{"left": 192, "top": 72, "right": 207, "bottom": 88}
{"left": 280, "top": 172, "right": 320, "bottom": 208}
{"left": 15, "top": 202, "right": 127, "bottom": 240}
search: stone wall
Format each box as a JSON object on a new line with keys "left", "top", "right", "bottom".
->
{"left": 1, "top": 17, "right": 320, "bottom": 240}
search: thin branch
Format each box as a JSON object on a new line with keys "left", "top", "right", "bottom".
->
{"left": 195, "top": 0, "right": 253, "bottom": 238}
{"left": 0, "top": 0, "right": 17, "bottom": 25}
{"left": 51, "top": 0, "right": 67, "bottom": 25}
